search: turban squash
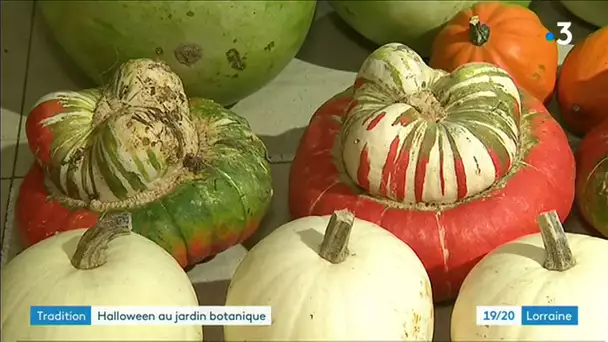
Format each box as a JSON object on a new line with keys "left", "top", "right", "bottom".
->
{"left": 289, "top": 43, "right": 575, "bottom": 302}
{"left": 17, "top": 59, "right": 272, "bottom": 269}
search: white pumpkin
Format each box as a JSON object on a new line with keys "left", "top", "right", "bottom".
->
{"left": 1, "top": 213, "right": 202, "bottom": 341}
{"left": 224, "top": 210, "right": 434, "bottom": 341}
{"left": 451, "top": 211, "right": 608, "bottom": 340}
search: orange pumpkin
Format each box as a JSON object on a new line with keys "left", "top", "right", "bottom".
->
{"left": 575, "top": 119, "right": 608, "bottom": 237}
{"left": 430, "top": 2, "right": 557, "bottom": 104}
{"left": 557, "top": 27, "right": 608, "bottom": 137}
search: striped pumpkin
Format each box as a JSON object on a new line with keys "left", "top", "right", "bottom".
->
{"left": 289, "top": 43, "right": 575, "bottom": 302}
{"left": 575, "top": 119, "right": 608, "bottom": 237}
{"left": 17, "top": 59, "right": 272, "bottom": 268}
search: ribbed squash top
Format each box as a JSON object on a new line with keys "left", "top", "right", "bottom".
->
{"left": 32, "top": 59, "right": 200, "bottom": 206}
{"left": 340, "top": 43, "right": 522, "bottom": 205}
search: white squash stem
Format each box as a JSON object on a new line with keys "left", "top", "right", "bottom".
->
{"left": 537, "top": 211, "right": 576, "bottom": 271}
{"left": 319, "top": 210, "right": 355, "bottom": 264}
{"left": 70, "top": 212, "right": 132, "bottom": 270}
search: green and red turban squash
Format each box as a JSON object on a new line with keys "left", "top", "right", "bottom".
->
{"left": 17, "top": 59, "right": 273, "bottom": 268}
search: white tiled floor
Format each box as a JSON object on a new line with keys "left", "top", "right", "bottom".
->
{"left": 0, "top": 1, "right": 600, "bottom": 341}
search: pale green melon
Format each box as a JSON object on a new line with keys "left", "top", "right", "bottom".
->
{"left": 561, "top": 1, "right": 608, "bottom": 28}
{"left": 39, "top": 1, "right": 316, "bottom": 106}
{"left": 330, "top": 0, "right": 531, "bottom": 57}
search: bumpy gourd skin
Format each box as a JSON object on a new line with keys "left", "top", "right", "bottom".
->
{"left": 18, "top": 59, "right": 272, "bottom": 267}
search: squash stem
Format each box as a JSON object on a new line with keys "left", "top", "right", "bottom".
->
{"left": 537, "top": 211, "right": 576, "bottom": 271}
{"left": 405, "top": 90, "right": 446, "bottom": 122}
{"left": 319, "top": 210, "right": 355, "bottom": 264}
{"left": 71, "top": 212, "right": 132, "bottom": 270}
{"left": 468, "top": 16, "right": 490, "bottom": 46}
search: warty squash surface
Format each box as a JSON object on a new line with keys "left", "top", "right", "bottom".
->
{"left": 17, "top": 59, "right": 272, "bottom": 268}
{"left": 289, "top": 43, "right": 575, "bottom": 302}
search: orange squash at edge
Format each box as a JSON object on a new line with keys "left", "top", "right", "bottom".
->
{"left": 575, "top": 119, "right": 608, "bottom": 237}
{"left": 430, "top": 2, "right": 558, "bottom": 105}
{"left": 557, "top": 26, "right": 608, "bottom": 137}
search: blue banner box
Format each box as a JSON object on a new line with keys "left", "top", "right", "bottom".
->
{"left": 521, "top": 306, "right": 578, "bottom": 326}
{"left": 31, "top": 306, "right": 92, "bottom": 326}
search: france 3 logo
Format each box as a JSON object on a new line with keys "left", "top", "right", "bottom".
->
{"left": 546, "top": 22, "right": 574, "bottom": 46}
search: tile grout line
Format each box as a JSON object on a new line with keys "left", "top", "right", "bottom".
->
{"left": 2, "top": 2, "right": 36, "bottom": 254}
{"left": 10, "top": 1, "right": 38, "bottom": 179}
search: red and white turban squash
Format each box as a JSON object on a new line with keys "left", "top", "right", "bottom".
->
{"left": 289, "top": 43, "right": 575, "bottom": 302}
{"left": 17, "top": 59, "right": 272, "bottom": 269}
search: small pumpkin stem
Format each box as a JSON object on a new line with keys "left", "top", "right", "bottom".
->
{"left": 71, "top": 212, "right": 133, "bottom": 270}
{"left": 536, "top": 211, "right": 576, "bottom": 271}
{"left": 405, "top": 91, "right": 446, "bottom": 123}
{"left": 319, "top": 209, "right": 355, "bottom": 264}
{"left": 468, "top": 16, "right": 490, "bottom": 46}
